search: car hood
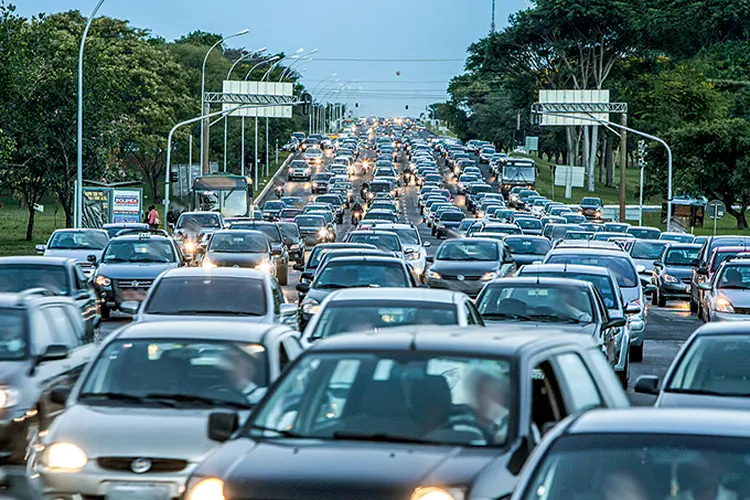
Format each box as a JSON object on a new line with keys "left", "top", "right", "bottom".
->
{"left": 480, "top": 320, "right": 598, "bottom": 336}
{"left": 98, "top": 262, "right": 177, "bottom": 279}
{"left": 44, "top": 249, "right": 103, "bottom": 262}
{"left": 206, "top": 252, "right": 267, "bottom": 268}
{"left": 213, "top": 440, "right": 507, "bottom": 499}
{"left": 47, "top": 404, "right": 223, "bottom": 463}
{"left": 717, "top": 289, "right": 750, "bottom": 307}
{"left": 657, "top": 392, "right": 750, "bottom": 410}
{"left": 0, "top": 360, "right": 29, "bottom": 385}
{"left": 430, "top": 260, "right": 500, "bottom": 275}
{"left": 663, "top": 265, "right": 693, "bottom": 280}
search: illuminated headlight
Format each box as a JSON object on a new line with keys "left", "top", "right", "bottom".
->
{"left": 302, "top": 299, "right": 320, "bottom": 315}
{"left": 406, "top": 251, "right": 420, "bottom": 261}
{"left": 184, "top": 241, "right": 197, "bottom": 254}
{"left": 255, "top": 261, "right": 273, "bottom": 273}
{"left": 202, "top": 258, "right": 217, "bottom": 270}
{"left": 477, "top": 211, "right": 484, "bottom": 218}
{"left": 0, "top": 387, "right": 20, "bottom": 408}
{"left": 715, "top": 296, "right": 735, "bottom": 313}
{"left": 662, "top": 274, "right": 678, "bottom": 283}
{"left": 427, "top": 270, "right": 441, "bottom": 280}
{"left": 318, "top": 228, "right": 328, "bottom": 238}
{"left": 411, "top": 486, "right": 465, "bottom": 500}
{"left": 187, "top": 478, "right": 225, "bottom": 500}
{"left": 290, "top": 244, "right": 301, "bottom": 251}
{"left": 312, "top": 182, "right": 318, "bottom": 188}
{"left": 94, "top": 275, "right": 111, "bottom": 287}
{"left": 42, "top": 442, "right": 88, "bottom": 471}
{"left": 367, "top": 192, "right": 374, "bottom": 199}
{"left": 481, "top": 271, "right": 499, "bottom": 281}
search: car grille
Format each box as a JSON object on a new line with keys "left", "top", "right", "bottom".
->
{"left": 440, "top": 274, "right": 482, "bottom": 281}
{"left": 97, "top": 457, "right": 188, "bottom": 474}
{"left": 681, "top": 278, "right": 691, "bottom": 284}
{"left": 116, "top": 279, "right": 154, "bottom": 290}
{"left": 732, "top": 307, "right": 750, "bottom": 315}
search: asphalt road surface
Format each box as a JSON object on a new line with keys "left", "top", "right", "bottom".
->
{"left": 101, "top": 132, "right": 703, "bottom": 404}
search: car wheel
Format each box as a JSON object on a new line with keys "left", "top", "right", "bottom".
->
{"left": 618, "top": 357, "right": 630, "bottom": 390}
{"left": 651, "top": 287, "right": 659, "bottom": 306}
{"left": 100, "top": 303, "right": 111, "bottom": 320}
{"left": 630, "top": 343, "right": 643, "bottom": 363}
{"left": 278, "top": 262, "right": 289, "bottom": 286}
{"left": 657, "top": 290, "right": 667, "bottom": 307}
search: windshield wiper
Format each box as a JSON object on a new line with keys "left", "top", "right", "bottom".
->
{"left": 144, "top": 393, "right": 253, "bottom": 409}
{"left": 78, "top": 392, "right": 175, "bottom": 406}
{"left": 248, "top": 424, "right": 305, "bottom": 438}
{"left": 316, "top": 283, "right": 349, "bottom": 289}
{"left": 102, "top": 258, "right": 130, "bottom": 263}
{"left": 170, "top": 310, "right": 260, "bottom": 316}
{"left": 482, "top": 312, "right": 535, "bottom": 321}
{"left": 528, "top": 314, "right": 583, "bottom": 324}
{"left": 331, "top": 431, "right": 436, "bottom": 445}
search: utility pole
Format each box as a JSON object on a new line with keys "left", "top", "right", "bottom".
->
{"left": 619, "top": 114, "right": 628, "bottom": 223}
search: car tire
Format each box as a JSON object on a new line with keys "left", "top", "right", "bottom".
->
{"left": 630, "top": 343, "right": 643, "bottom": 363}
{"left": 618, "top": 358, "right": 630, "bottom": 390}
{"left": 652, "top": 288, "right": 659, "bottom": 306}
{"left": 100, "top": 303, "right": 111, "bottom": 320}
{"left": 657, "top": 291, "right": 667, "bottom": 308}
{"left": 278, "top": 262, "right": 289, "bottom": 286}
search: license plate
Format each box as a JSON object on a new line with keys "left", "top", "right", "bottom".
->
{"left": 107, "top": 483, "right": 170, "bottom": 500}
{"left": 122, "top": 290, "right": 147, "bottom": 301}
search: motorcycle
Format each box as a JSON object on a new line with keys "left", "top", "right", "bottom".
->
{"left": 351, "top": 209, "right": 363, "bottom": 225}
{"left": 275, "top": 185, "right": 284, "bottom": 199}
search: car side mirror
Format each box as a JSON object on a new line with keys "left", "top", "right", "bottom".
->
{"left": 168, "top": 223, "right": 175, "bottom": 231}
{"left": 120, "top": 300, "right": 140, "bottom": 316}
{"left": 296, "top": 282, "right": 310, "bottom": 294}
{"left": 293, "top": 263, "right": 304, "bottom": 271}
{"left": 208, "top": 411, "right": 239, "bottom": 442}
{"left": 35, "top": 244, "right": 46, "bottom": 254}
{"left": 605, "top": 317, "right": 627, "bottom": 329}
{"left": 635, "top": 264, "right": 646, "bottom": 274}
{"left": 624, "top": 303, "right": 642, "bottom": 315}
{"left": 39, "top": 344, "right": 69, "bottom": 363}
{"left": 426, "top": 256, "right": 434, "bottom": 263}
{"left": 72, "top": 290, "right": 90, "bottom": 301}
{"left": 422, "top": 241, "right": 431, "bottom": 248}
{"left": 653, "top": 260, "right": 662, "bottom": 268}
{"left": 633, "top": 375, "right": 660, "bottom": 396}
{"left": 301, "top": 272, "right": 313, "bottom": 281}
{"left": 87, "top": 254, "right": 98, "bottom": 264}
{"left": 279, "top": 303, "right": 296, "bottom": 317}
{"left": 50, "top": 386, "right": 72, "bottom": 406}
{"left": 691, "top": 259, "right": 700, "bottom": 267}
{"left": 697, "top": 267, "right": 709, "bottom": 276}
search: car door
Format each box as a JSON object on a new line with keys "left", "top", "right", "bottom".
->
{"left": 463, "top": 299, "right": 484, "bottom": 326}
{"left": 524, "top": 353, "right": 570, "bottom": 443}
{"left": 551, "top": 351, "right": 605, "bottom": 415}
{"left": 72, "top": 265, "right": 98, "bottom": 338}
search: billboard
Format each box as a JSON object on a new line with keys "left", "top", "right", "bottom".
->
{"left": 82, "top": 189, "right": 111, "bottom": 229}
{"left": 539, "top": 90, "right": 610, "bottom": 126}
{"left": 112, "top": 189, "right": 143, "bottom": 224}
{"left": 82, "top": 187, "right": 143, "bottom": 227}
{"left": 222, "top": 81, "right": 294, "bottom": 118}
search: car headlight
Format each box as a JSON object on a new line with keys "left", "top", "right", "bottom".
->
{"left": 411, "top": 486, "right": 465, "bottom": 500}
{"left": 202, "top": 258, "right": 217, "bottom": 270}
{"left": 255, "top": 260, "right": 273, "bottom": 273}
{"left": 184, "top": 241, "right": 196, "bottom": 254}
{"left": 302, "top": 299, "right": 320, "bottom": 315}
{"left": 406, "top": 250, "right": 420, "bottom": 261}
{"left": 662, "top": 274, "right": 678, "bottom": 283}
{"left": 715, "top": 296, "right": 735, "bottom": 313}
{"left": 187, "top": 478, "right": 225, "bottom": 500}
{"left": 94, "top": 275, "right": 111, "bottom": 287}
{"left": 368, "top": 192, "right": 374, "bottom": 199}
{"left": 427, "top": 270, "right": 441, "bottom": 280}
{"left": 481, "top": 271, "right": 499, "bottom": 281}
{"left": 43, "top": 442, "right": 88, "bottom": 471}
{"left": 0, "top": 387, "right": 20, "bottom": 408}
{"left": 318, "top": 228, "right": 328, "bottom": 238}
{"left": 312, "top": 182, "right": 318, "bottom": 187}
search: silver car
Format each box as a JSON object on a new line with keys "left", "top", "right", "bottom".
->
{"left": 30, "top": 320, "right": 302, "bottom": 499}
{"left": 699, "top": 257, "right": 750, "bottom": 322}
{"left": 36, "top": 229, "right": 109, "bottom": 278}
{"left": 124, "top": 268, "right": 297, "bottom": 329}
{"left": 367, "top": 223, "right": 431, "bottom": 278}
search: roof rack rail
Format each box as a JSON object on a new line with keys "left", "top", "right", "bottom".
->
{"left": 115, "top": 228, "right": 169, "bottom": 238}
{"left": 17, "top": 288, "right": 54, "bottom": 304}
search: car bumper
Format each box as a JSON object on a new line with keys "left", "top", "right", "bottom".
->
{"left": 629, "top": 316, "right": 645, "bottom": 345}
{"left": 709, "top": 311, "right": 750, "bottom": 322}
{"left": 660, "top": 282, "right": 691, "bottom": 299}
{"left": 289, "top": 173, "right": 311, "bottom": 180}
{"left": 426, "top": 278, "right": 487, "bottom": 297}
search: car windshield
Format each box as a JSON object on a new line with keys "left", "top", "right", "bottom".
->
{"left": 176, "top": 214, "right": 221, "bottom": 230}
{"left": 665, "top": 247, "right": 700, "bottom": 266}
{"left": 0, "top": 309, "right": 27, "bottom": 360}
{"left": 437, "top": 241, "right": 499, "bottom": 261}
{"left": 246, "top": 352, "right": 512, "bottom": 446}
{"left": 385, "top": 228, "right": 418, "bottom": 246}
{"left": 628, "top": 228, "right": 661, "bottom": 239}
{"left": 662, "top": 233, "right": 694, "bottom": 243}
{"left": 277, "top": 223, "right": 300, "bottom": 239}
{"left": 315, "top": 261, "right": 408, "bottom": 288}
{"left": 79, "top": 339, "right": 268, "bottom": 408}
{"left": 517, "top": 434, "right": 750, "bottom": 500}
{"left": 471, "top": 185, "right": 492, "bottom": 194}
{"left": 279, "top": 209, "right": 302, "bottom": 219}
{"left": 102, "top": 240, "right": 175, "bottom": 263}
{"left": 717, "top": 265, "right": 750, "bottom": 290}
{"left": 48, "top": 231, "right": 108, "bottom": 250}
{"left": 231, "top": 224, "right": 281, "bottom": 243}
{"left": 524, "top": 271, "right": 618, "bottom": 309}
{"left": 370, "top": 182, "right": 392, "bottom": 193}
{"left": 145, "top": 277, "right": 267, "bottom": 316}
{"left": 310, "top": 302, "right": 458, "bottom": 339}
{"left": 348, "top": 234, "right": 401, "bottom": 252}
{"left": 295, "top": 216, "right": 325, "bottom": 228}
{"left": 606, "top": 224, "right": 630, "bottom": 232}
{"left": 208, "top": 233, "right": 268, "bottom": 253}
{"left": 477, "top": 284, "right": 593, "bottom": 323}
{"left": 516, "top": 219, "right": 542, "bottom": 229}
{"left": 546, "top": 254, "right": 637, "bottom": 287}
{"left": 263, "top": 201, "right": 284, "bottom": 211}
{"left": 630, "top": 241, "right": 670, "bottom": 260}
{"left": 505, "top": 237, "right": 551, "bottom": 255}
{"left": 668, "top": 335, "right": 750, "bottom": 396}
{"left": 441, "top": 212, "right": 464, "bottom": 222}
{"left": 104, "top": 225, "right": 148, "bottom": 239}
{"left": 0, "top": 265, "right": 70, "bottom": 295}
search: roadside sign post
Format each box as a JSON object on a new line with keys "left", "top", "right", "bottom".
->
{"left": 707, "top": 199, "right": 726, "bottom": 236}
{"left": 554, "top": 166, "right": 585, "bottom": 199}
{"left": 638, "top": 140, "right": 647, "bottom": 226}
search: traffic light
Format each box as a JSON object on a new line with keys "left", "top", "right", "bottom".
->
{"left": 301, "top": 92, "right": 313, "bottom": 116}
{"left": 170, "top": 170, "right": 178, "bottom": 183}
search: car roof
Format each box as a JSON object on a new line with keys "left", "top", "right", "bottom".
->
{"left": 567, "top": 408, "right": 750, "bottom": 438}
{"left": 112, "top": 320, "right": 287, "bottom": 344}
{"left": 325, "top": 288, "right": 466, "bottom": 303}
{"left": 159, "top": 267, "right": 268, "bottom": 279}
{"left": 520, "top": 263, "right": 614, "bottom": 277}
{"left": 110, "top": 233, "right": 172, "bottom": 241}
{"left": 485, "top": 276, "right": 593, "bottom": 288}
{"left": 0, "top": 256, "right": 74, "bottom": 266}
{"left": 324, "top": 256, "right": 404, "bottom": 265}
{"left": 51, "top": 228, "right": 108, "bottom": 234}
{"left": 308, "top": 326, "right": 597, "bottom": 357}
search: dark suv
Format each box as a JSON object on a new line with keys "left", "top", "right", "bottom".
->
{"left": 0, "top": 289, "right": 97, "bottom": 463}
{"left": 228, "top": 222, "right": 290, "bottom": 285}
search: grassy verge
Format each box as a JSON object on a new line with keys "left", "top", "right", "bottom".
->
{"left": 0, "top": 196, "right": 64, "bottom": 256}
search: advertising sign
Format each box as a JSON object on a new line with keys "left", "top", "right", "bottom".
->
{"left": 112, "top": 189, "right": 142, "bottom": 224}
{"left": 82, "top": 189, "right": 112, "bottom": 228}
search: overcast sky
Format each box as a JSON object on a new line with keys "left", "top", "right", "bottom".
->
{"left": 18, "top": 0, "right": 529, "bottom": 116}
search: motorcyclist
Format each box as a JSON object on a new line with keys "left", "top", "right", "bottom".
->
{"left": 360, "top": 180, "right": 370, "bottom": 200}
{"left": 351, "top": 199, "right": 364, "bottom": 224}
{"left": 275, "top": 185, "right": 284, "bottom": 198}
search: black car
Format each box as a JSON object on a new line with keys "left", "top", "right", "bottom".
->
{"left": 277, "top": 222, "right": 305, "bottom": 264}
{"left": 296, "top": 256, "right": 418, "bottom": 329}
{"left": 92, "top": 233, "right": 183, "bottom": 319}
{"left": 262, "top": 200, "right": 285, "bottom": 221}
{"left": 652, "top": 243, "right": 701, "bottom": 306}
{"left": 189, "top": 328, "right": 629, "bottom": 500}
{"left": 503, "top": 235, "right": 551, "bottom": 266}
{"left": 0, "top": 289, "right": 97, "bottom": 463}
{"left": 0, "top": 257, "right": 100, "bottom": 340}
{"left": 200, "top": 230, "right": 275, "bottom": 272}
{"left": 227, "top": 222, "right": 290, "bottom": 285}
{"left": 312, "top": 173, "right": 335, "bottom": 194}
{"left": 294, "top": 215, "right": 331, "bottom": 247}
{"left": 578, "top": 196, "right": 603, "bottom": 219}
{"left": 293, "top": 243, "right": 379, "bottom": 297}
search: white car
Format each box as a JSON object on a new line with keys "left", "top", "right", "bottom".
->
{"left": 368, "top": 223, "right": 430, "bottom": 279}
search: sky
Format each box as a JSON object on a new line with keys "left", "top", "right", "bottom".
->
{"left": 17, "top": 0, "right": 529, "bottom": 117}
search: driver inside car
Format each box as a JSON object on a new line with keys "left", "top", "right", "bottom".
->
{"left": 465, "top": 366, "right": 511, "bottom": 443}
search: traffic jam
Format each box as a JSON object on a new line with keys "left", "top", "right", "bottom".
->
{"left": 4, "top": 117, "right": 750, "bottom": 499}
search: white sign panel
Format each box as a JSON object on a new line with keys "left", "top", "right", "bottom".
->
{"left": 525, "top": 136, "right": 539, "bottom": 151}
{"left": 539, "top": 90, "right": 610, "bottom": 126}
{"left": 554, "top": 166, "right": 586, "bottom": 188}
{"left": 222, "top": 81, "right": 294, "bottom": 118}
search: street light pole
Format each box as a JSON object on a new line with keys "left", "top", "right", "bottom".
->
{"left": 241, "top": 55, "right": 279, "bottom": 181}
{"left": 200, "top": 29, "right": 249, "bottom": 174}
{"left": 76, "top": 0, "right": 107, "bottom": 229}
